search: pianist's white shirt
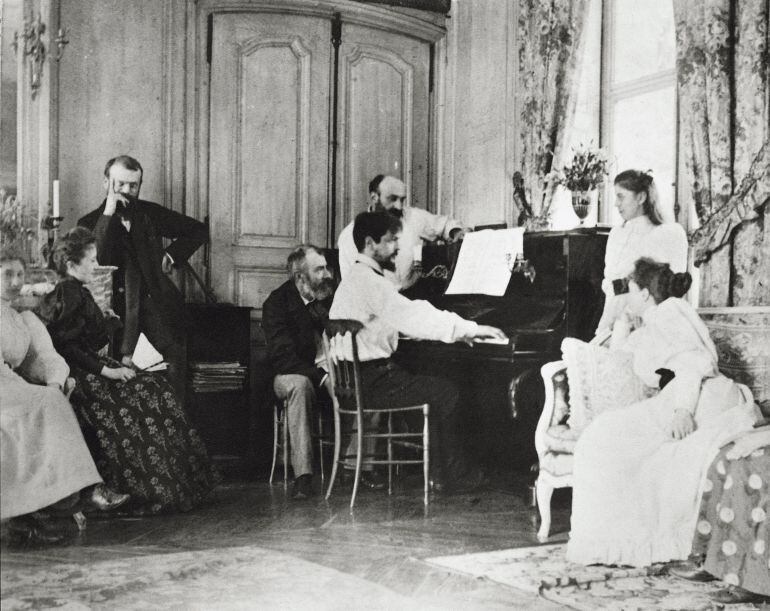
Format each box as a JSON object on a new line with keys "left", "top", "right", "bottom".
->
{"left": 337, "top": 207, "right": 462, "bottom": 291}
{"left": 329, "top": 254, "right": 479, "bottom": 361}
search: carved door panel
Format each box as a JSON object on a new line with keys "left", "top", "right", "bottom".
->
{"left": 208, "top": 13, "right": 331, "bottom": 313}
{"left": 334, "top": 23, "right": 431, "bottom": 234}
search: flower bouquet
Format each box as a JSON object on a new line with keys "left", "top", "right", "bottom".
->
{"left": 0, "top": 190, "right": 38, "bottom": 261}
{"left": 552, "top": 144, "right": 608, "bottom": 225}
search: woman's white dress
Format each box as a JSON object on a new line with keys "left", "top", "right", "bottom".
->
{"left": 1, "top": 302, "right": 101, "bottom": 519}
{"left": 566, "top": 298, "right": 759, "bottom": 567}
{"left": 596, "top": 216, "right": 688, "bottom": 335}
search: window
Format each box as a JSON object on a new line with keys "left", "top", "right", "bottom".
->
{"left": 601, "top": 0, "right": 678, "bottom": 224}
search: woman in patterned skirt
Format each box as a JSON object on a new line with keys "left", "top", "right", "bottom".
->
{"left": 673, "top": 425, "right": 769, "bottom": 605}
{"left": 39, "top": 227, "right": 218, "bottom": 515}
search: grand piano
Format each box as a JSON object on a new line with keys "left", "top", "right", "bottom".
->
{"left": 395, "top": 227, "right": 609, "bottom": 473}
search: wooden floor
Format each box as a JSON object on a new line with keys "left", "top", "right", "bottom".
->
{"left": 0, "top": 471, "right": 572, "bottom": 609}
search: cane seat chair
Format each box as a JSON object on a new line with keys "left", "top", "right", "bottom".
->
{"left": 269, "top": 394, "right": 333, "bottom": 488}
{"left": 322, "top": 319, "right": 430, "bottom": 508}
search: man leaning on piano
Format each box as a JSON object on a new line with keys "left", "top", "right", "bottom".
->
{"left": 329, "top": 210, "right": 507, "bottom": 493}
{"left": 337, "top": 174, "right": 466, "bottom": 291}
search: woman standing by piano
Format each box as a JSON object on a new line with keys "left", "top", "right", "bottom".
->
{"left": 595, "top": 170, "right": 688, "bottom": 339}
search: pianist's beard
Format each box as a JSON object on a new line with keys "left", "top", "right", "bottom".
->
{"left": 373, "top": 252, "right": 397, "bottom": 273}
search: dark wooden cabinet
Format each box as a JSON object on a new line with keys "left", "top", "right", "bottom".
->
{"left": 185, "top": 304, "right": 253, "bottom": 468}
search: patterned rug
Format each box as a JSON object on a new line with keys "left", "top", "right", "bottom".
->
{"left": 426, "top": 543, "right": 761, "bottom": 610}
{"left": 1, "top": 544, "right": 426, "bottom": 610}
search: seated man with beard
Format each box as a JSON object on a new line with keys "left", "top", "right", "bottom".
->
{"left": 337, "top": 175, "right": 465, "bottom": 291}
{"left": 262, "top": 245, "right": 337, "bottom": 499}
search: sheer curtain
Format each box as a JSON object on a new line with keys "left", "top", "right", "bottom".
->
{"left": 515, "top": 0, "right": 591, "bottom": 224}
{"left": 674, "top": 0, "right": 769, "bottom": 306}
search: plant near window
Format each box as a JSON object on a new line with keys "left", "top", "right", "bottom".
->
{"left": 550, "top": 144, "right": 609, "bottom": 225}
{"left": 0, "top": 190, "right": 38, "bottom": 262}
{"left": 555, "top": 143, "right": 609, "bottom": 191}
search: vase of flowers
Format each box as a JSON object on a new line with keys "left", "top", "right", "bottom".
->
{"left": 0, "top": 190, "right": 38, "bottom": 262}
{"left": 553, "top": 144, "right": 608, "bottom": 226}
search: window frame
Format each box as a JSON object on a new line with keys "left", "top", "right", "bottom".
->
{"left": 599, "top": 0, "right": 680, "bottom": 225}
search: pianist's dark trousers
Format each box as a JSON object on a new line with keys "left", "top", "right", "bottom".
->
{"left": 358, "top": 359, "right": 466, "bottom": 485}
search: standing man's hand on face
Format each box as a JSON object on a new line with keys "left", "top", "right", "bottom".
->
{"left": 104, "top": 177, "right": 128, "bottom": 216}
{"left": 448, "top": 228, "right": 466, "bottom": 243}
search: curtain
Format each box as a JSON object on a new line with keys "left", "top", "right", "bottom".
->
{"left": 516, "top": 0, "right": 590, "bottom": 223}
{"left": 674, "top": 0, "right": 770, "bottom": 305}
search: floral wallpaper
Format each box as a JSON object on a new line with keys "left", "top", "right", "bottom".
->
{"left": 673, "top": 0, "right": 769, "bottom": 306}
{"left": 516, "top": 0, "right": 589, "bottom": 223}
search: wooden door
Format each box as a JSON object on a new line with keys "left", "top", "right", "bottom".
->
{"left": 208, "top": 13, "right": 331, "bottom": 312}
{"left": 334, "top": 23, "right": 431, "bottom": 235}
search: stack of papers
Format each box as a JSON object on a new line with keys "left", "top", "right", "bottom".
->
{"left": 132, "top": 333, "right": 168, "bottom": 372}
{"left": 189, "top": 361, "right": 248, "bottom": 393}
{"left": 446, "top": 228, "right": 524, "bottom": 296}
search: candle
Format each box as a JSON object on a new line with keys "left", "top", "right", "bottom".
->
{"left": 52, "top": 180, "right": 60, "bottom": 217}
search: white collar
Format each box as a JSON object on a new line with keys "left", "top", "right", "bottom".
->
{"left": 623, "top": 215, "right": 654, "bottom": 230}
{"left": 354, "top": 253, "right": 385, "bottom": 276}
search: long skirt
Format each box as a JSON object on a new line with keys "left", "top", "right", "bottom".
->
{"left": 1, "top": 368, "right": 102, "bottom": 520}
{"left": 69, "top": 359, "right": 218, "bottom": 515}
{"left": 566, "top": 379, "right": 756, "bottom": 567}
{"left": 692, "top": 439, "right": 770, "bottom": 595}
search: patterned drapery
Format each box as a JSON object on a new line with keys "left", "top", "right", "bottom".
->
{"left": 673, "top": 0, "right": 769, "bottom": 304}
{"left": 516, "top": 0, "right": 589, "bottom": 222}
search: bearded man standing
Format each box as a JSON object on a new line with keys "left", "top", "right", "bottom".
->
{"left": 337, "top": 175, "right": 466, "bottom": 291}
{"left": 262, "top": 245, "right": 336, "bottom": 499}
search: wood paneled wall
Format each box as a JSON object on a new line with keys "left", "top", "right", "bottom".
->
{"left": 55, "top": 0, "right": 518, "bottom": 234}
{"left": 57, "top": 0, "right": 181, "bottom": 226}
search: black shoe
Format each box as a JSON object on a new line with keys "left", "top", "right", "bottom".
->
{"left": 709, "top": 586, "right": 770, "bottom": 605}
{"left": 86, "top": 484, "right": 131, "bottom": 512}
{"left": 342, "top": 470, "right": 386, "bottom": 490}
{"left": 291, "top": 474, "right": 314, "bottom": 500}
{"left": 668, "top": 562, "right": 716, "bottom": 582}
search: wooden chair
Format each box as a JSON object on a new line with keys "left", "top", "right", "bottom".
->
{"left": 322, "top": 319, "right": 430, "bottom": 508}
{"left": 269, "top": 398, "right": 290, "bottom": 488}
{"left": 269, "top": 394, "right": 334, "bottom": 488}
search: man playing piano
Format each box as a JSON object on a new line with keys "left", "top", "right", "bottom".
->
{"left": 330, "top": 211, "right": 507, "bottom": 493}
{"left": 337, "top": 175, "right": 465, "bottom": 291}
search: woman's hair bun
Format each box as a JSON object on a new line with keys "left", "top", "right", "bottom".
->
{"left": 668, "top": 272, "right": 692, "bottom": 298}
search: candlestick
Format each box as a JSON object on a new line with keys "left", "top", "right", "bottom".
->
{"left": 52, "top": 180, "right": 60, "bottom": 217}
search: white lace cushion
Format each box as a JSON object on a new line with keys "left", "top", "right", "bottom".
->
{"left": 561, "top": 338, "right": 648, "bottom": 433}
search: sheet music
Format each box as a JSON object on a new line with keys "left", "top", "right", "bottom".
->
{"left": 131, "top": 333, "right": 166, "bottom": 371}
{"left": 446, "top": 228, "right": 524, "bottom": 296}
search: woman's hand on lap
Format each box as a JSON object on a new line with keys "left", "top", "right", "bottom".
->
{"left": 670, "top": 409, "right": 695, "bottom": 440}
{"left": 102, "top": 366, "right": 137, "bottom": 382}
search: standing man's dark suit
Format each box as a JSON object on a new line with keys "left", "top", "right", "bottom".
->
{"left": 78, "top": 156, "right": 207, "bottom": 402}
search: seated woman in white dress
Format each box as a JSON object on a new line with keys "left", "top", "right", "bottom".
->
{"left": 1, "top": 248, "right": 128, "bottom": 545}
{"left": 595, "top": 170, "right": 688, "bottom": 339}
{"left": 566, "top": 257, "right": 760, "bottom": 568}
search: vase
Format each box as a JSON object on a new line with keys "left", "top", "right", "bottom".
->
{"left": 571, "top": 190, "right": 595, "bottom": 226}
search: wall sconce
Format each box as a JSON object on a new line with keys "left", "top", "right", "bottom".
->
{"left": 12, "top": 12, "right": 69, "bottom": 99}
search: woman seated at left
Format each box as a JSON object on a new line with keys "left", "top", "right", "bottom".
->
{"left": 39, "top": 227, "right": 218, "bottom": 515}
{"left": 1, "top": 248, "right": 129, "bottom": 545}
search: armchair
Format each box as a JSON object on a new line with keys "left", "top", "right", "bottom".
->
{"left": 533, "top": 360, "right": 573, "bottom": 542}
{"left": 533, "top": 306, "right": 770, "bottom": 543}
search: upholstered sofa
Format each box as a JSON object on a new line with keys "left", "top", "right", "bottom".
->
{"left": 533, "top": 306, "right": 770, "bottom": 542}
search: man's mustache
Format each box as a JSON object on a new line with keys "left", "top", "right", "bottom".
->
{"left": 388, "top": 208, "right": 403, "bottom": 219}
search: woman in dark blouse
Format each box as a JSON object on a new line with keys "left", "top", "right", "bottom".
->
{"left": 40, "top": 227, "right": 218, "bottom": 515}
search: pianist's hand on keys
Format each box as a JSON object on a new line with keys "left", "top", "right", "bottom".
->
{"left": 465, "top": 325, "right": 507, "bottom": 346}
